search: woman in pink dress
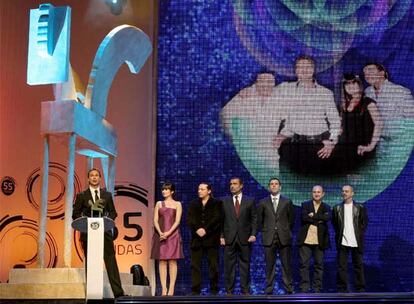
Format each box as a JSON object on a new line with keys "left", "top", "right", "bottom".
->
{"left": 151, "top": 182, "right": 184, "bottom": 295}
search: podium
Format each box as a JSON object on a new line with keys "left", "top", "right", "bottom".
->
{"left": 72, "top": 216, "right": 115, "bottom": 299}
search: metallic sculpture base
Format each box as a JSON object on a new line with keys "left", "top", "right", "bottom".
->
{"left": 0, "top": 268, "right": 151, "bottom": 299}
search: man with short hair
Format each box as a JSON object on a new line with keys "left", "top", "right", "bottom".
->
{"left": 363, "top": 63, "right": 414, "bottom": 124}
{"left": 258, "top": 177, "right": 295, "bottom": 294}
{"left": 297, "top": 185, "right": 331, "bottom": 293}
{"left": 187, "top": 182, "right": 222, "bottom": 295}
{"left": 363, "top": 62, "right": 414, "bottom": 145}
{"left": 332, "top": 185, "right": 368, "bottom": 292}
{"left": 72, "top": 168, "right": 124, "bottom": 298}
{"left": 275, "top": 55, "right": 341, "bottom": 173}
{"left": 220, "top": 177, "right": 257, "bottom": 295}
{"left": 220, "top": 72, "right": 285, "bottom": 176}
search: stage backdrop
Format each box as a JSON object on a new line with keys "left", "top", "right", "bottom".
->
{"left": 0, "top": 0, "right": 157, "bottom": 287}
{"left": 156, "top": 0, "right": 414, "bottom": 294}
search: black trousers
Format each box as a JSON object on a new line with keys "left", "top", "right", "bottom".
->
{"left": 263, "top": 234, "right": 293, "bottom": 294}
{"left": 224, "top": 236, "right": 251, "bottom": 293}
{"left": 337, "top": 245, "right": 365, "bottom": 292}
{"left": 190, "top": 245, "right": 219, "bottom": 294}
{"left": 81, "top": 232, "right": 124, "bottom": 298}
{"left": 299, "top": 244, "right": 324, "bottom": 292}
{"left": 279, "top": 132, "right": 331, "bottom": 174}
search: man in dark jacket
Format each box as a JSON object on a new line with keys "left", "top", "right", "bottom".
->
{"left": 187, "top": 182, "right": 222, "bottom": 295}
{"left": 72, "top": 168, "right": 124, "bottom": 298}
{"left": 258, "top": 177, "right": 295, "bottom": 294}
{"left": 332, "top": 185, "right": 368, "bottom": 292}
{"left": 297, "top": 185, "right": 331, "bottom": 293}
{"left": 220, "top": 177, "right": 257, "bottom": 295}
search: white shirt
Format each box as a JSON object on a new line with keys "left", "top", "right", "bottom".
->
{"left": 341, "top": 202, "right": 358, "bottom": 247}
{"left": 89, "top": 186, "right": 100, "bottom": 202}
{"left": 221, "top": 84, "right": 286, "bottom": 137}
{"left": 365, "top": 80, "right": 414, "bottom": 138}
{"left": 277, "top": 81, "right": 340, "bottom": 140}
{"left": 233, "top": 193, "right": 242, "bottom": 206}
{"left": 270, "top": 193, "right": 280, "bottom": 211}
{"left": 220, "top": 84, "right": 286, "bottom": 169}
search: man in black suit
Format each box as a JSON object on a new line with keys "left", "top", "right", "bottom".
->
{"left": 220, "top": 177, "right": 257, "bottom": 295}
{"left": 72, "top": 168, "right": 124, "bottom": 298}
{"left": 297, "top": 185, "right": 331, "bottom": 293}
{"left": 187, "top": 182, "right": 222, "bottom": 295}
{"left": 258, "top": 177, "right": 295, "bottom": 294}
{"left": 332, "top": 185, "right": 368, "bottom": 292}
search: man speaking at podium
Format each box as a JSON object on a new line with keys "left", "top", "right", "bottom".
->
{"left": 72, "top": 168, "right": 124, "bottom": 298}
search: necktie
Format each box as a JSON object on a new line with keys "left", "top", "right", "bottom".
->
{"left": 94, "top": 189, "right": 99, "bottom": 203}
{"left": 272, "top": 197, "right": 278, "bottom": 213}
{"left": 234, "top": 195, "right": 240, "bottom": 218}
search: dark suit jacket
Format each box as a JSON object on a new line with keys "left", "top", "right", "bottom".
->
{"left": 332, "top": 202, "right": 368, "bottom": 253}
{"left": 297, "top": 200, "right": 331, "bottom": 249}
{"left": 220, "top": 194, "right": 257, "bottom": 245}
{"left": 258, "top": 195, "right": 295, "bottom": 246}
{"left": 72, "top": 188, "right": 118, "bottom": 242}
{"left": 187, "top": 197, "right": 222, "bottom": 248}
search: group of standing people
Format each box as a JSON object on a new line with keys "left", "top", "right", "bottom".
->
{"left": 221, "top": 56, "right": 414, "bottom": 175}
{"left": 150, "top": 178, "right": 368, "bottom": 296}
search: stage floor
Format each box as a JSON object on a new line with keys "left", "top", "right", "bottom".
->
{"left": 117, "top": 292, "right": 414, "bottom": 304}
{"left": 2, "top": 292, "right": 413, "bottom": 304}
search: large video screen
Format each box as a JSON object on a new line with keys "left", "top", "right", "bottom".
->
{"left": 156, "top": 0, "right": 414, "bottom": 294}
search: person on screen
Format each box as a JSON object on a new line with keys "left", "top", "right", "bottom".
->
{"left": 363, "top": 63, "right": 414, "bottom": 123}
{"left": 274, "top": 55, "right": 341, "bottom": 174}
{"left": 297, "top": 185, "right": 331, "bottom": 293}
{"left": 72, "top": 168, "right": 124, "bottom": 298}
{"left": 257, "top": 177, "right": 295, "bottom": 295}
{"left": 363, "top": 63, "right": 414, "bottom": 150}
{"left": 330, "top": 74, "right": 382, "bottom": 171}
{"left": 150, "top": 182, "right": 184, "bottom": 296}
{"left": 187, "top": 182, "right": 222, "bottom": 295}
{"left": 220, "top": 177, "right": 257, "bottom": 295}
{"left": 332, "top": 185, "right": 368, "bottom": 292}
{"left": 220, "top": 72, "right": 285, "bottom": 174}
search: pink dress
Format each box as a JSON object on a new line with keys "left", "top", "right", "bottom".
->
{"left": 150, "top": 201, "right": 184, "bottom": 260}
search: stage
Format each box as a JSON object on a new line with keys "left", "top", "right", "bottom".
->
{"left": 1, "top": 2, "right": 414, "bottom": 304}
{"left": 1, "top": 292, "right": 413, "bottom": 304}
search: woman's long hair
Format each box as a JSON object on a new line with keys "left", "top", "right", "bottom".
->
{"left": 341, "top": 74, "right": 365, "bottom": 113}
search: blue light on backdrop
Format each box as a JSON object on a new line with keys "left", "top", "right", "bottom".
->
{"left": 156, "top": 0, "right": 414, "bottom": 295}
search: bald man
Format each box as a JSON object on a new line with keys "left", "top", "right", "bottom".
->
{"left": 297, "top": 185, "right": 331, "bottom": 293}
{"left": 332, "top": 185, "right": 368, "bottom": 292}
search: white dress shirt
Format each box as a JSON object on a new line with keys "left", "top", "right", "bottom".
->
{"left": 89, "top": 186, "right": 100, "bottom": 202}
{"left": 270, "top": 193, "right": 280, "bottom": 212}
{"left": 220, "top": 84, "right": 285, "bottom": 171}
{"left": 277, "top": 81, "right": 340, "bottom": 141}
{"left": 365, "top": 80, "right": 414, "bottom": 138}
{"left": 233, "top": 193, "right": 242, "bottom": 206}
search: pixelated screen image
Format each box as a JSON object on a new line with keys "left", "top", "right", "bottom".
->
{"left": 156, "top": 0, "right": 414, "bottom": 294}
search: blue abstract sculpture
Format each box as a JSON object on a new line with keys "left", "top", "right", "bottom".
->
{"left": 27, "top": 3, "right": 152, "bottom": 268}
